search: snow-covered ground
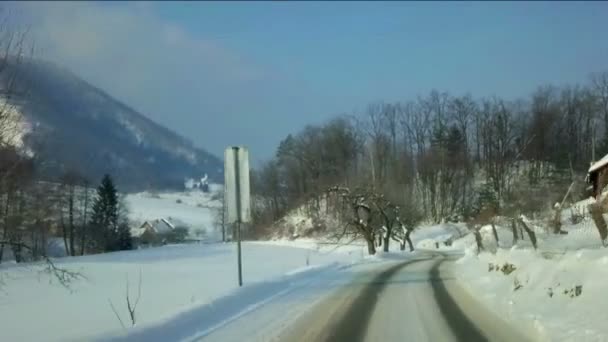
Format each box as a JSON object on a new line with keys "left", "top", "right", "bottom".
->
{"left": 0, "top": 240, "right": 366, "bottom": 342}
{"left": 3, "top": 188, "right": 608, "bottom": 342}
{"left": 0, "top": 220, "right": 451, "bottom": 342}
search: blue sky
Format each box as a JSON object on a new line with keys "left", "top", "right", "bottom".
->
{"left": 19, "top": 1, "right": 608, "bottom": 162}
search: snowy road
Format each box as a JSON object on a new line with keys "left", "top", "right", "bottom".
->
{"left": 202, "top": 252, "right": 533, "bottom": 342}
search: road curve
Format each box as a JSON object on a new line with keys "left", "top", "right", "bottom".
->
{"left": 275, "top": 253, "right": 532, "bottom": 342}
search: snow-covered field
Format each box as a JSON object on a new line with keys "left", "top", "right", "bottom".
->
{"left": 0, "top": 241, "right": 366, "bottom": 342}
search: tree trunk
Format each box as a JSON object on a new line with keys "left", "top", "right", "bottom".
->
{"left": 61, "top": 214, "right": 69, "bottom": 257}
{"left": 68, "top": 191, "right": 75, "bottom": 256}
{"left": 30, "top": 226, "right": 39, "bottom": 260}
{"left": 11, "top": 243, "right": 22, "bottom": 263}
{"left": 366, "top": 237, "right": 376, "bottom": 255}
{"left": 405, "top": 229, "right": 414, "bottom": 252}
{"left": 81, "top": 184, "right": 89, "bottom": 256}
{"left": 0, "top": 191, "right": 12, "bottom": 263}
{"left": 383, "top": 234, "right": 390, "bottom": 253}
{"left": 511, "top": 219, "right": 519, "bottom": 244}
{"left": 474, "top": 228, "right": 484, "bottom": 254}
{"left": 491, "top": 222, "right": 499, "bottom": 246}
{"left": 518, "top": 218, "right": 538, "bottom": 249}
{"left": 0, "top": 242, "right": 4, "bottom": 263}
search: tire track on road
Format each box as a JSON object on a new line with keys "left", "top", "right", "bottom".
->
{"left": 278, "top": 252, "right": 528, "bottom": 342}
{"left": 322, "top": 258, "right": 428, "bottom": 342}
{"left": 430, "top": 259, "right": 488, "bottom": 342}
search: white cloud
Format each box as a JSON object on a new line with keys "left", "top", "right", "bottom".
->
{"left": 23, "top": 1, "right": 264, "bottom": 85}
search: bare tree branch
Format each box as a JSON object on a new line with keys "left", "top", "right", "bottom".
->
{"left": 0, "top": 240, "right": 84, "bottom": 288}
{"left": 108, "top": 298, "right": 126, "bottom": 330}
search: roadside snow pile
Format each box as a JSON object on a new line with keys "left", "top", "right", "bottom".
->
{"left": 0, "top": 241, "right": 362, "bottom": 342}
{"left": 455, "top": 248, "right": 608, "bottom": 342}
{"left": 414, "top": 223, "right": 469, "bottom": 250}
{"left": 452, "top": 206, "right": 608, "bottom": 341}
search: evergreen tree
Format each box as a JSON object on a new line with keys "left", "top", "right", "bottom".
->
{"left": 90, "top": 174, "right": 120, "bottom": 251}
{"left": 116, "top": 195, "right": 134, "bottom": 251}
{"left": 116, "top": 221, "right": 133, "bottom": 251}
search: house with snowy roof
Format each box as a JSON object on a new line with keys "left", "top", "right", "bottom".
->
{"left": 130, "top": 216, "right": 193, "bottom": 246}
{"left": 131, "top": 218, "right": 176, "bottom": 245}
{"left": 588, "top": 154, "right": 608, "bottom": 199}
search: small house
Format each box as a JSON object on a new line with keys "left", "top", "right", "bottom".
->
{"left": 131, "top": 219, "right": 176, "bottom": 246}
{"left": 588, "top": 154, "right": 608, "bottom": 199}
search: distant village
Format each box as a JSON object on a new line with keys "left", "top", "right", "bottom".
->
{"left": 184, "top": 174, "right": 211, "bottom": 193}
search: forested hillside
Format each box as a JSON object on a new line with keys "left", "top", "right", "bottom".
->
{"left": 2, "top": 58, "right": 222, "bottom": 191}
{"left": 252, "top": 72, "right": 608, "bottom": 249}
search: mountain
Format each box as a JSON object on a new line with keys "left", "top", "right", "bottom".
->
{"left": 3, "top": 59, "right": 222, "bottom": 191}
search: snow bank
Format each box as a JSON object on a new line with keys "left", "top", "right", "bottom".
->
{"left": 450, "top": 199, "right": 608, "bottom": 341}
{"left": 413, "top": 222, "right": 468, "bottom": 250}
{"left": 454, "top": 248, "right": 608, "bottom": 342}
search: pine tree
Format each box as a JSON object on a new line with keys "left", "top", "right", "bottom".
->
{"left": 90, "top": 174, "right": 119, "bottom": 252}
{"left": 116, "top": 221, "right": 133, "bottom": 251}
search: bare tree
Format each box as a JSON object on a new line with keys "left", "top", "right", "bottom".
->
{"left": 372, "top": 193, "right": 397, "bottom": 252}
{"left": 59, "top": 170, "right": 86, "bottom": 256}
{"left": 79, "top": 178, "right": 91, "bottom": 255}
{"left": 328, "top": 186, "right": 378, "bottom": 255}
{"left": 392, "top": 197, "right": 423, "bottom": 251}
{"left": 109, "top": 270, "right": 143, "bottom": 328}
{"left": 591, "top": 72, "right": 608, "bottom": 156}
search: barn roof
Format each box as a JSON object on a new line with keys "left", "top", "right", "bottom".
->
{"left": 154, "top": 219, "right": 174, "bottom": 234}
{"left": 133, "top": 219, "right": 175, "bottom": 236}
{"left": 589, "top": 154, "right": 608, "bottom": 173}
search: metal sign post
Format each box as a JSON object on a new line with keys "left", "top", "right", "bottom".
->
{"left": 224, "top": 146, "right": 251, "bottom": 287}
